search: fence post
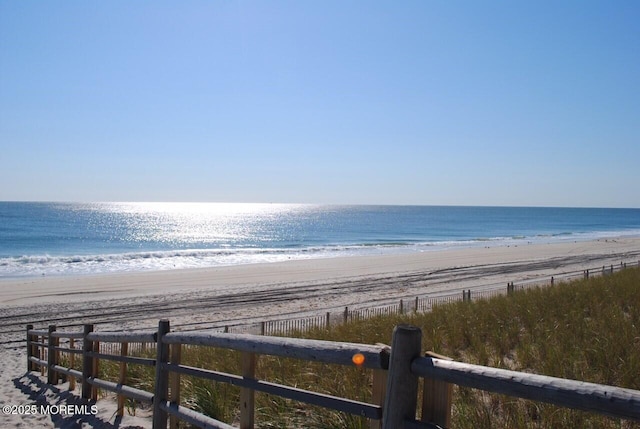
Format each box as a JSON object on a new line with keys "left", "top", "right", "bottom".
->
{"left": 47, "top": 325, "right": 58, "bottom": 385}
{"left": 26, "top": 324, "right": 34, "bottom": 372}
{"left": 240, "top": 352, "right": 257, "bottom": 429}
{"left": 344, "top": 307, "right": 349, "bottom": 324}
{"left": 69, "top": 338, "right": 76, "bottom": 391}
{"left": 40, "top": 333, "right": 46, "bottom": 376}
{"left": 117, "top": 342, "right": 129, "bottom": 417}
{"left": 326, "top": 311, "right": 331, "bottom": 330}
{"left": 153, "top": 319, "right": 171, "bottom": 429}
{"left": 382, "top": 325, "right": 422, "bottom": 428}
{"left": 82, "top": 324, "right": 94, "bottom": 399}
{"left": 421, "top": 351, "right": 453, "bottom": 427}
{"left": 370, "top": 368, "right": 388, "bottom": 429}
{"left": 414, "top": 297, "right": 419, "bottom": 313}
{"left": 169, "top": 343, "right": 182, "bottom": 429}
{"left": 92, "top": 340, "right": 100, "bottom": 400}
{"left": 152, "top": 319, "right": 170, "bottom": 429}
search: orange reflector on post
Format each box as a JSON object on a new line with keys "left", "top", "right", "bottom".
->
{"left": 352, "top": 353, "right": 365, "bottom": 366}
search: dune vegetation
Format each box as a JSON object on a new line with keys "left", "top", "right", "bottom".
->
{"left": 102, "top": 267, "right": 640, "bottom": 428}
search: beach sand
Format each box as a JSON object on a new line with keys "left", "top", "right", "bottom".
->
{"left": 1, "top": 237, "right": 639, "bottom": 428}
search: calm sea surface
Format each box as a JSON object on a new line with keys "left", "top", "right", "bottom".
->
{"left": 1, "top": 202, "right": 639, "bottom": 278}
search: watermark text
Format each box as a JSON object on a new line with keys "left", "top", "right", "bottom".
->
{"left": 2, "top": 403, "right": 98, "bottom": 416}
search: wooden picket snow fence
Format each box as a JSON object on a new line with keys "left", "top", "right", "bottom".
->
{"left": 259, "top": 261, "right": 640, "bottom": 338}
{"left": 169, "top": 260, "right": 640, "bottom": 338}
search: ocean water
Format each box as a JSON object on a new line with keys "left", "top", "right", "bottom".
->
{"left": 1, "top": 202, "right": 639, "bottom": 278}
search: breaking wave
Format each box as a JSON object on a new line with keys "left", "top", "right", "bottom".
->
{"left": 2, "top": 228, "right": 639, "bottom": 278}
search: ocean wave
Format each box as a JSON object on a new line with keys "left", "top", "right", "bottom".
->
{"left": 0, "top": 247, "right": 352, "bottom": 277}
{"left": 2, "top": 228, "right": 639, "bottom": 278}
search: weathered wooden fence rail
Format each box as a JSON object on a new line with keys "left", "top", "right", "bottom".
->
{"left": 412, "top": 350, "right": 640, "bottom": 423}
{"left": 27, "top": 320, "right": 640, "bottom": 428}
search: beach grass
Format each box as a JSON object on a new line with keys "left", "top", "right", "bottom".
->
{"left": 96, "top": 267, "right": 640, "bottom": 428}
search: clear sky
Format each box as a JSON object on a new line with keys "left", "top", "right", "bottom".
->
{"left": 1, "top": 1, "right": 639, "bottom": 207}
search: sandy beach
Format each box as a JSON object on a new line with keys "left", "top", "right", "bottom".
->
{"left": 1, "top": 237, "right": 639, "bottom": 428}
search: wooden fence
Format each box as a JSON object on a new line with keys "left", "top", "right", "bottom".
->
{"left": 24, "top": 261, "right": 640, "bottom": 427}
{"left": 27, "top": 321, "right": 640, "bottom": 428}
{"left": 247, "top": 260, "right": 640, "bottom": 337}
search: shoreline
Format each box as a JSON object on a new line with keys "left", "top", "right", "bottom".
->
{"left": 3, "top": 225, "right": 640, "bottom": 279}
{"left": 2, "top": 236, "right": 640, "bottom": 308}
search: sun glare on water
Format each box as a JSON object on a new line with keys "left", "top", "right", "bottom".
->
{"left": 97, "top": 202, "right": 311, "bottom": 248}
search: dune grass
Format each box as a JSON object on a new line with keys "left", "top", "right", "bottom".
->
{"left": 97, "top": 267, "right": 640, "bottom": 428}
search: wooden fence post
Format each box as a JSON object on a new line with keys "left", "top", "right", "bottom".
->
{"left": 344, "top": 307, "right": 349, "bottom": 324}
{"left": 47, "top": 325, "right": 58, "bottom": 385}
{"left": 240, "top": 352, "right": 257, "bottom": 429}
{"left": 82, "top": 324, "right": 94, "bottom": 399}
{"left": 421, "top": 352, "right": 453, "bottom": 427}
{"left": 26, "top": 324, "right": 34, "bottom": 372}
{"left": 370, "top": 369, "right": 387, "bottom": 429}
{"left": 169, "top": 343, "right": 182, "bottom": 429}
{"left": 92, "top": 340, "right": 100, "bottom": 400}
{"left": 117, "top": 342, "right": 129, "bottom": 417}
{"left": 69, "top": 338, "right": 76, "bottom": 391}
{"left": 153, "top": 319, "right": 171, "bottom": 429}
{"left": 40, "top": 334, "right": 46, "bottom": 376}
{"left": 382, "top": 325, "right": 422, "bottom": 428}
{"left": 326, "top": 312, "right": 331, "bottom": 330}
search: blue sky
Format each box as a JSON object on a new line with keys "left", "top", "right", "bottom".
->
{"left": 1, "top": 1, "right": 639, "bottom": 207}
